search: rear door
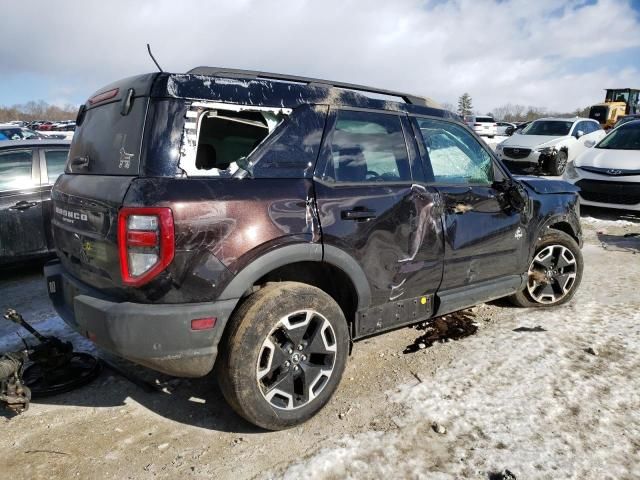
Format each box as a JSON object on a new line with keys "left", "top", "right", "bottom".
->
{"left": 0, "top": 147, "right": 46, "bottom": 259}
{"left": 412, "top": 117, "right": 525, "bottom": 294}
{"left": 314, "top": 109, "right": 444, "bottom": 335}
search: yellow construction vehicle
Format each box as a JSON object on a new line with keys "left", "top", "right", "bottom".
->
{"left": 588, "top": 88, "right": 640, "bottom": 129}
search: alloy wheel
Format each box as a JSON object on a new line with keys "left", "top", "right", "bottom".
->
{"left": 526, "top": 244, "right": 577, "bottom": 304}
{"left": 256, "top": 310, "right": 337, "bottom": 410}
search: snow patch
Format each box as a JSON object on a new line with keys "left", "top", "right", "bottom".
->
{"left": 581, "top": 216, "right": 636, "bottom": 227}
{"left": 275, "top": 302, "right": 640, "bottom": 479}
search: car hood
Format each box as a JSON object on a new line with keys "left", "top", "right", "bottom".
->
{"left": 514, "top": 176, "right": 579, "bottom": 194}
{"left": 502, "top": 135, "right": 563, "bottom": 149}
{"left": 575, "top": 147, "right": 640, "bottom": 169}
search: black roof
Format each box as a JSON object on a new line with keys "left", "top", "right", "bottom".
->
{"left": 87, "top": 69, "right": 453, "bottom": 119}
{"left": 187, "top": 66, "right": 430, "bottom": 106}
{"left": 143, "top": 68, "right": 451, "bottom": 118}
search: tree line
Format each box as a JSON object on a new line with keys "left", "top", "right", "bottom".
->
{"left": 0, "top": 100, "right": 78, "bottom": 123}
{"left": 448, "top": 93, "right": 590, "bottom": 122}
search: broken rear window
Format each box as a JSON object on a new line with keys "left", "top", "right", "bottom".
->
{"left": 179, "top": 102, "right": 290, "bottom": 177}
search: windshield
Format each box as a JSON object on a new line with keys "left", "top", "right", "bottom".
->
{"left": 521, "top": 120, "right": 573, "bottom": 136}
{"left": 596, "top": 122, "right": 640, "bottom": 150}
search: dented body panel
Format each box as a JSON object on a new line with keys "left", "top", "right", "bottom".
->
{"left": 45, "top": 69, "right": 582, "bottom": 377}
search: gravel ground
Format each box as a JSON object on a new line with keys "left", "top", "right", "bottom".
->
{"left": 0, "top": 206, "right": 639, "bottom": 480}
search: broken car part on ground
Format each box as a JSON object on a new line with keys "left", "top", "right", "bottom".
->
{"left": 0, "top": 309, "right": 100, "bottom": 415}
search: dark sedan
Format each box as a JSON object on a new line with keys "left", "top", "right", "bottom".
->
{"left": 0, "top": 139, "right": 70, "bottom": 265}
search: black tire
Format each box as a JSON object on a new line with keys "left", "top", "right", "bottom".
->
{"left": 216, "top": 282, "right": 349, "bottom": 430}
{"left": 548, "top": 150, "right": 568, "bottom": 176}
{"left": 509, "top": 230, "right": 583, "bottom": 308}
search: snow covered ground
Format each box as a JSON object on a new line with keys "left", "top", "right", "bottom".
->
{"left": 1, "top": 212, "right": 638, "bottom": 480}
{"left": 278, "top": 296, "right": 640, "bottom": 479}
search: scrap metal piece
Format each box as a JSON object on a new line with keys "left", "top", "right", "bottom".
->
{"left": 0, "top": 351, "right": 31, "bottom": 414}
{"left": 1, "top": 308, "right": 102, "bottom": 414}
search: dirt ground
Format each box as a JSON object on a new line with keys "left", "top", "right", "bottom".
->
{"left": 1, "top": 206, "right": 639, "bottom": 480}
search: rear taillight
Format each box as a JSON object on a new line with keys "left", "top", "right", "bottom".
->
{"left": 118, "top": 207, "right": 175, "bottom": 286}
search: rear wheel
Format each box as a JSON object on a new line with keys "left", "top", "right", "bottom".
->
{"left": 510, "top": 230, "right": 583, "bottom": 307}
{"left": 216, "top": 282, "right": 349, "bottom": 430}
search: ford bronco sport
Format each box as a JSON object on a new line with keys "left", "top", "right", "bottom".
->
{"left": 44, "top": 68, "right": 583, "bottom": 430}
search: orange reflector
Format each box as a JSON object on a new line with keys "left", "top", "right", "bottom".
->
{"left": 191, "top": 317, "right": 216, "bottom": 330}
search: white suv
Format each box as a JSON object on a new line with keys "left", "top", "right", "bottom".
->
{"left": 495, "top": 117, "right": 605, "bottom": 176}
{"left": 465, "top": 115, "right": 497, "bottom": 138}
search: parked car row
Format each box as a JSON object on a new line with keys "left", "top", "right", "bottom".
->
{"left": 28, "top": 120, "right": 76, "bottom": 132}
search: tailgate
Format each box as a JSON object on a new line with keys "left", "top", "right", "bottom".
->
{"left": 52, "top": 174, "right": 134, "bottom": 291}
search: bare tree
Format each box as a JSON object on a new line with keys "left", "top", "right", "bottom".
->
{"left": 0, "top": 101, "right": 78, "bottom": 123}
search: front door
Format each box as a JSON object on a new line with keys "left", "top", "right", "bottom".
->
{"left": 0, "top": 147, "right": 46, "bottom": 259}
{"left": 314, "top": 109, "right": 443, "bottom": 334}
{"left": 412, "top": 117, "right": 525, "bottom": 292}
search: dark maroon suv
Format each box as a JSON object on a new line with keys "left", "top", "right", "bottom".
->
{"left": 44, "top": 68, "right": 583, "bottom": 429}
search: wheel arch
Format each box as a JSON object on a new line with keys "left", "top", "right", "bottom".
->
{"left": 547, "top": 220, "right": 579, "bottom": 244}
{"left": 218, "top": 243, "right": 371, "bottom": 328}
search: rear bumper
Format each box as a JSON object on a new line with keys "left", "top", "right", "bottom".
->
{"left": 44, "top": 260, "right": 238, "bottom": 377}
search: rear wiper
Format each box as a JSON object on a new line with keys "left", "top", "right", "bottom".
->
{"left": 70, "top": 156, "right": 90, "bottom": 169}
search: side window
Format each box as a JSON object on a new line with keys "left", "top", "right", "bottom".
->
{"left": 0, "top": 150, "right": 34, "bottom": 191}
{"left": 415, "top": 118, "right": 493, "bottom": 185}
{"left": 44, "top": 149, "right": 69, "bottom": 184}
{"left": 322, "top": 110, "right": 410, "bottom": 183}
{"left": 585, "top": 121, "right": 600, "bottom": 134}
{"left": 574, "top": 121, "right": 587, "bottom": 135}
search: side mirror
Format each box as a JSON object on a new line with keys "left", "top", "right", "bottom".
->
{"left": 575, "top": 130, "right": 585, "bottom": 139}
{"left": 584, "top": 139, "right": 596, "bottom": 148}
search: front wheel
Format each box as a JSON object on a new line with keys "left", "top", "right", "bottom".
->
{"left": 216, "top": 282, "right": 349, "bottom": 430}
{"left": 548, "top": 150, "right": 568, "bottom": 176}
{"left": 509, "top": 230, "right": 583, "bottom": 308}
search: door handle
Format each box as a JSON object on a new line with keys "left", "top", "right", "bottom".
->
{"left": 9, "top": 201, "right": 38, "bottom": 211}
{"left": 341, "top": 209, "right": 377, "bottom": 221}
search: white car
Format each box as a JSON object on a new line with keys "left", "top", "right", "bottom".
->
{"left": 465, "top": 115, "right": 497, "bottom": 138}
{"left": 564, "top": 120, "right": 640, "bottom": 211}
{"left": 496, "top": 121, "right": 515, "bottom": 136}
{"left": 495, "top": 117, "right": 605, "bottom": 176}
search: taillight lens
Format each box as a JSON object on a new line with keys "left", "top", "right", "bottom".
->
{"left": 118, "top": 207, "right": 175, "bottom": 286}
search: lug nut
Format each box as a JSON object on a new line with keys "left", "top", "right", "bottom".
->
{"left": 301, "top": 355, "right": 307, "bottom": 361}
{"left": 284, "top": 361, "right": 290, "bottom": 367}
{"left": 293, "top": 365, "right": 299, "bottom": 371}
{"left": 297, "top": 345, "right": 303, "bottom": 351}
{"left": 287, "top": 348, "right": 293, "bottom": 354}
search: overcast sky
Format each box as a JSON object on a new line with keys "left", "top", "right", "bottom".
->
{"left": 1, "top": 0, "right": 639, "bottom": 113}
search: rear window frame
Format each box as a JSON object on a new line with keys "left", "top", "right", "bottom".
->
{"left": 66, "top": 96, "right": 149, "bottom": 176}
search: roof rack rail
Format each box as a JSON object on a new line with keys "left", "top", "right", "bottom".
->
{"left": 186, "top": 66, "right": 429, "bottom": 106}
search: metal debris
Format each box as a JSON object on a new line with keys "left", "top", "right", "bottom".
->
{"left": 404, "top": 310, "right": 478, "bottom": 354}
{"left": 513, "top": 326, "right": 547, "bottom": 332}
{"left": 1, "top": 308, "right": 101, "bottom": 415}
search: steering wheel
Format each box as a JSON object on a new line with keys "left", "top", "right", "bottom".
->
{"left": 366, "top": 170, "right": 380, "bottom": 180}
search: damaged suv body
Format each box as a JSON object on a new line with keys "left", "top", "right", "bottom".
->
{"left": 45, "top": 68, "right": 584, "bottom": 429}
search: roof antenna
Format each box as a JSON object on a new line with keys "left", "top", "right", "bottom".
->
{"left": 147, "top": 43, "right": 163, "bottom": 72}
